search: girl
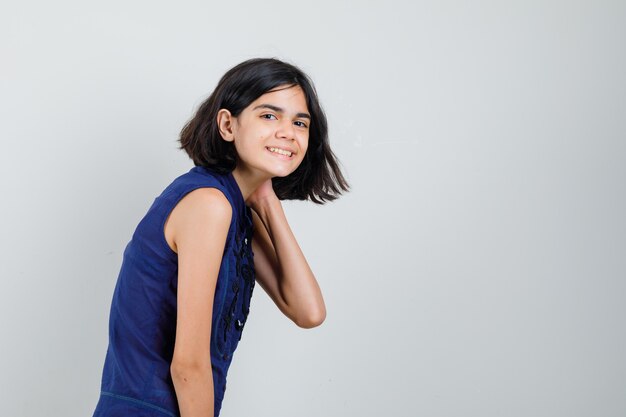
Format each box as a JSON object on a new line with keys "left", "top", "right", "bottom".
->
{"left": 92, "top": 57, "right": 350, "bottom": 417}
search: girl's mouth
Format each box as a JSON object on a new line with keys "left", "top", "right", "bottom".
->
{"left": 265, "top": 146, "right": 294, "bottom": 159}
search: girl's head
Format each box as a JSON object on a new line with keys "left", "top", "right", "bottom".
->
{"left": 179, "top": 57, "right": 349, "bottom": 204}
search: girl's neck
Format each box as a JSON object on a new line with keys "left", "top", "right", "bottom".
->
{"left": 231, "top": 166, "right": 270, "bottom": 204}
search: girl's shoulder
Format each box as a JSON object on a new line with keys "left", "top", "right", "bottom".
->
{"left": 160, "top": 166, "right": 235, "bottom": 204}
{"left": 158, "top": 165, "right": 249, "bottom": 227}
{"left": 132, "top": 166, "right": 243, "bottom": 258}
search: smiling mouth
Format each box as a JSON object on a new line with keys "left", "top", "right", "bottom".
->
{"left": 266, "top": 146, "right": 294, "bottom": 158}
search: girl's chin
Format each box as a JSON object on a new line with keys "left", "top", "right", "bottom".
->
{"left": 265, "top": 163, "right": 300, "bottom": 177}
{"left": 268, "top": 169, "right": 294, "bottom": 178}
{"left": 243, "top": 160, "right": 300, "bottom": 178}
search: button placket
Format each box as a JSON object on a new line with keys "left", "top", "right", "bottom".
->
{"left": 218, "top": 210, "right": 255, "bottom": 358}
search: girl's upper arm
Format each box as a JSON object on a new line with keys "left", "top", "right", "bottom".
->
{"left": 169, "top": 187, "right": 232, "bottom": 371}
{"left": 249, "top": 209, "right": 290, "bottom": 316}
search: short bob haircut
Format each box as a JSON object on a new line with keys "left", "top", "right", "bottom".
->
{"left": 178, "top": 57, "right": 349, "bottom": 204}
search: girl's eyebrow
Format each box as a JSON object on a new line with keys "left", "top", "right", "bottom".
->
{"left": 252, "top": 103, "right": 311, "bottom": 120}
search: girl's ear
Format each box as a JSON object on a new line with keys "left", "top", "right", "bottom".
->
{"left": 217, "top": 109, "right": 236, "bottom": 142}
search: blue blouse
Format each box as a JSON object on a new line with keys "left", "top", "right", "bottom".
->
{"left": 93, "top": 166, "right": 256, "bottom": 417}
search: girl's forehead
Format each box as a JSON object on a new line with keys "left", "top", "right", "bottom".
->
{"left": 248, "top": 85, "right": 308, "bottom": 110}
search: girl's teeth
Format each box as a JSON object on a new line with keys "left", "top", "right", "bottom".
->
{"left": 269, "top": 147, "right": 292, "bottom": 156}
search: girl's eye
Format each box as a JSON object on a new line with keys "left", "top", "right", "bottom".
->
{"left": 294, "top": 121, "right": 308, "bottom": 128}
{"left": 261, "top": 114, "right": 277, "bottom": 120}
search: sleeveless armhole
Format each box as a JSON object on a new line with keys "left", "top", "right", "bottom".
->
{"left": 157, "top": 184, "right": 235, "bottom": 258}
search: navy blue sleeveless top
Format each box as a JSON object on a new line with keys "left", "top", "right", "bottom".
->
{"left": 93, "top": 166, "right": 256, "bottom": 417}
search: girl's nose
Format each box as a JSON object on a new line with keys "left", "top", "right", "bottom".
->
{"left": 276, "top": 119, "right": 296, "bottom": 140}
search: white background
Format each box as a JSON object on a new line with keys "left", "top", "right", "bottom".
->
{"left": 1, "top": 1, "right": 625, "bottom": 416}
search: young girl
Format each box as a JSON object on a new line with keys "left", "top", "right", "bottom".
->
{"left": 92, "top": 57, "right": 350, "bottom": 417}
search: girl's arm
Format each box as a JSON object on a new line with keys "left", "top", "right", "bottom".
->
{"left": 169, "top": 187, "right": 232, "bottom": 417}
{"left": 250, "top": 195, "right": 326, "bottom": 328}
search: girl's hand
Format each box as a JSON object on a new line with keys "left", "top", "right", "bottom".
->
{"left": 247, "top": 178, "right": 279, "bottom": 213}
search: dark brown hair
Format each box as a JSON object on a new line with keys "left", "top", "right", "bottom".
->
{"left": 178, "top": 57, "right": 349, "bottom": 204}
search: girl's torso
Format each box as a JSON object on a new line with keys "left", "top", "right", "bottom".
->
{"left": 93, "top": 165, "right": 256, "bottom": 417}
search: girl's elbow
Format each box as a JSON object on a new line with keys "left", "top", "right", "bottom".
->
{"left": 295, "top": 307, "right": 326, "bottom": 329}
{"left": 170, "top": 357, "right": 212, "bottom": 380}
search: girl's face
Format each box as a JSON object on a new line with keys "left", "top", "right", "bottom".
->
{"left": 221, "top": 84, "right": 310, "bottom": 179}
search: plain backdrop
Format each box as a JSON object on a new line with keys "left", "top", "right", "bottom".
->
{"left": 1, "top": 1, "right": 625, "bottom": 416}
